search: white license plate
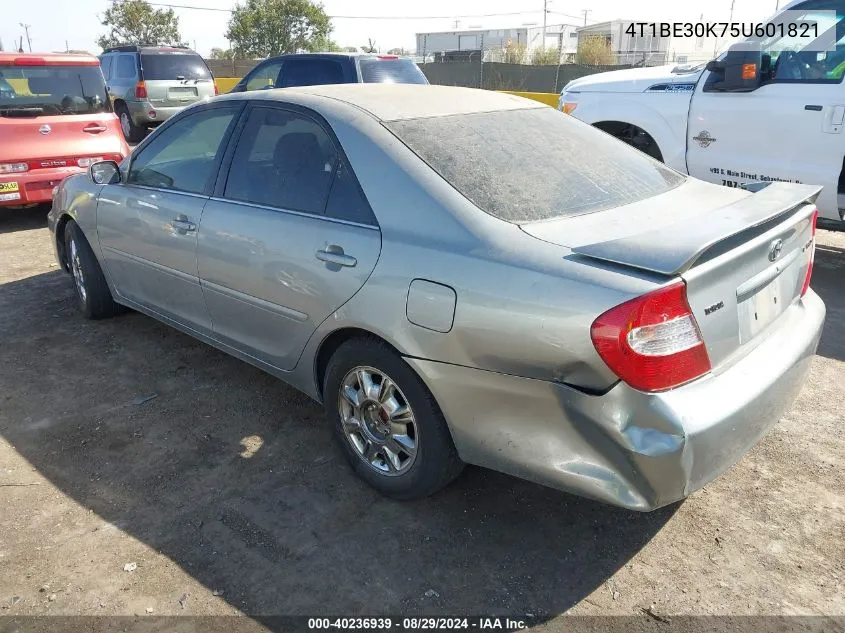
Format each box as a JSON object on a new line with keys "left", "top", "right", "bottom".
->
{"left": 737, "top": 267, "right": 802, "bottom": 343}
{"left": 169, "top": 87, "right": 197, "bottom": 97}
{"left": 0, "top": 191, "right": 21, "bottom": 201}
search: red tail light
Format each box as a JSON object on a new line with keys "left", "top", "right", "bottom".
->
{"left": 135, "top": 81, "right": 147, "bottom": 99}
{"left": 590, "top": 281, "right": 711, "bottom": 392}
{"left": 214, "top": 83, "right": 219, "bottom": 96}
{"left": 800, "top": 208, "right": 819, "bottom": 297}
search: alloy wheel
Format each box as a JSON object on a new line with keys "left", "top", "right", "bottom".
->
{"left": 69, "top": 237, "right": 87, "bottom": 304}
{"left": 338, "top": 366, "right": 418, "bottom": 476}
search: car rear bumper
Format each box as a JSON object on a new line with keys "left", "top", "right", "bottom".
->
{"left": 127, "top": 101, "right": 195, "bottom": 126}
{"left": 407, "top": 290, "right": 825, "bottom": 511}
{"left": 0, "top": 169, "right": 81, "bottom": 207}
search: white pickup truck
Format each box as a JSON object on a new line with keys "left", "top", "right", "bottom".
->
{"left": 559, "top": 0, "right": 845, "bottom": 222}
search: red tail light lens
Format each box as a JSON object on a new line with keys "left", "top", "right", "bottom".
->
{"left": 135, "top": 81, "right": 147, "bottom": 99}
{"left": 591, "top": 281, "right": 711, "bottom": 392}
{"left": 800, "top": 208, "right": 818, "bottom": 297}
{"left": 214, "top": 83, "right": 219, "bottom": 96}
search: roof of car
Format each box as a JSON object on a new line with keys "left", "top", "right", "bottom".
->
{"left": 101, "top": 45, "right": 198, "bottom": 54}
{"left": 219, "top": 84, "right": 543, "bottom": 122}
{"left": 261, "top": 52, "right": 414, "bottom": 60}
{"left": 0, "top": 52, "right": 100, "bottom": 66}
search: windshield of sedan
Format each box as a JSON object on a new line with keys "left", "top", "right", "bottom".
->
{"left": 0, "top": 65, "right": 110, "bottom": 116}
{"left": 387, "top": 107, "right": 684, "bottom": 223}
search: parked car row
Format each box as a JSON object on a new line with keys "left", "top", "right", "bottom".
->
{"left": 1, "top": 49, "right": 429, "bottom": 210}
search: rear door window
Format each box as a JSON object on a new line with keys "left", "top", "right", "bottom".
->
{"left": 115, "top": 55, "right": 136, "bottom": 79}
{"left": 223, "top": 107, "right": 338, "bottom": 215}
{"left": 386, "top": 107, "right": 685, "bottom": 222}
{"left": 140, "top": 53, "right": 211, "bottom": 80}
{"left": 100, "top": 56, "right": 113, "bottom": 80}
{"left": 279, "top": 59, "right": 345, "bottom": 87}
{"left": 358, "top": 58, "right": 428, "bottom": 84}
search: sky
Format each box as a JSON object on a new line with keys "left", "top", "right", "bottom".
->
{"left": 1, "top": 0, "right": 787, "bottom": 57}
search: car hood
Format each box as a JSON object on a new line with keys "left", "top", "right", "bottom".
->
{"left": 562, "top": 64, "right": 704, "bottom": 94}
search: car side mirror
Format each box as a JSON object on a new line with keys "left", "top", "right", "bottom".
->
{"left": 89, "top": 160, "right": 121, "bottom": 185}
{"left": 704, "top": 44, "right": 762, "bottom": 93}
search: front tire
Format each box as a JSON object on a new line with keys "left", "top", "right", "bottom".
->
{"left": 324, "top": 337, "right": 464, "bottom": 500}
{"left": 65, "top": 221, "right": 120, "bottom": 320}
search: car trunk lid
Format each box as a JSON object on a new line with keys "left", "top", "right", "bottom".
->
{"left": 520, "top": 180, "right": 821, "bottom": 371}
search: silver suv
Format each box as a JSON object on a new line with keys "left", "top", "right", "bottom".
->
{"left": 99, "top": 46, "right": 216, "bottom": 142}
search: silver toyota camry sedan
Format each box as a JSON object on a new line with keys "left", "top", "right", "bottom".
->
{"left": 47, "top": 85, "right": 825, "bottom": 511}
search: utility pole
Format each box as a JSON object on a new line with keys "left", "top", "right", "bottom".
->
{"left": 542, "top": 0, "right": 548, "bottom": 45}
{"left": 452, "top": 19, "right": 460, "bottom": 30}
{"left": 581, "top": 9, "right": 592, "bottom": 26}
{"left": 19, "top": 23, "right": 32, "bottom": 52}
{"left": 729, "top": 0, "right": 736, "bottom": 22}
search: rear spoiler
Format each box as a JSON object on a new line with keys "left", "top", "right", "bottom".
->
{"left": 571, "top": 182, "right": 822, "bottom": 276}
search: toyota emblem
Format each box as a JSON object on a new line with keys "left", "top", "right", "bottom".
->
{"left": 39, "top": 124, "right": 52, "bottom": 135}
{"left": 768, "top": 238, "right": 784, "bottom": 262}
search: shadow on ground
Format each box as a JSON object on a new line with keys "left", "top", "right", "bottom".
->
{"left": 0, "top": 205, "right": 49, "bottom": 235}
{"left": 811, "top": 242, "right": 845, "bottom": 363}
{"left": 0, "top": 270, "right": 676, "bottom": 620}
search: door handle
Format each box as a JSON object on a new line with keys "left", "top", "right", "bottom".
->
{"left": 804, "top": 104, "right": 823, "bottom": 111}
{"left": 170, "top": 218, "right": 196, "bottom": 234}
{"left": 315, "top": 246, "right": 357, "bottom": 267}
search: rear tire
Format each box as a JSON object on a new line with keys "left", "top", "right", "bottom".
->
{"left": 65, "top": 221, "right": 120, "bottom": 320}
{"left": 324, "top": 337, "right": 464, "bottom": 500}
{"left": 117, "top": 105, "right": 146, "bottom": 143}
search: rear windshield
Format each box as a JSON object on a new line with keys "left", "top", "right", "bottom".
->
{"left": 140, "top": 53, "right": 211, "bottom": 80}
{"left": 0, "top": 65, "right": 110, "bottom": 116}
{"left": 386, "top": 108, "right": 684, "bottom": 222}
{"left": 359, "top": 58, "right": 428, "bottom": 84}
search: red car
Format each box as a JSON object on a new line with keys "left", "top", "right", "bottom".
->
{"left": 0, "top": 52, "right": 129, "bottom": 208}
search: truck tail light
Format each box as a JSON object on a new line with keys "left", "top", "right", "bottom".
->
{"left": 214, "top": 83, "right": 219, "bottom": 95}
{"left": 135, "top": 81, "right": 147, "bottom": 99}
{"left": 801, "top": 208, "right": 819, "bottom": 297}
{"left": 590, "top": 281, "right": 711, "bottom": 392}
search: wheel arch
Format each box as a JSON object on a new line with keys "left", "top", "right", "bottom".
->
{"left": 54, "top": 213, "right": 74, "bottom": 272}
{"left": 313, "top": 326, "right": 406, "bottom": 402}
{"left": 592, "top": 120, "right": 664, "bottom": 162}
{"left": 573, "top": 98, "right": 687, "bottom": 171}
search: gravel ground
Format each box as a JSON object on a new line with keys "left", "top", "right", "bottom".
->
{"left": 0, "top": 207, "right": 842, "bottom": 627}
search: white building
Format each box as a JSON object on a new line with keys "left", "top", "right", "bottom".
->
{"left": 575, "top": 21, "right": 726, "bottom": 66}
{"left": 416, "top": 24, "right": 579, "bottom": 61}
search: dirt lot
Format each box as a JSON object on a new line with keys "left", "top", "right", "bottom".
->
{"left": 0, "top": 206, "right": 843, "bottom": 627}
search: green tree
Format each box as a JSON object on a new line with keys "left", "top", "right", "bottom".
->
{"left": 97, "top": 0, "right": 184, "bottom": 50}
{"left": 209, "top": 47, "right": 234, "bottom": 59}
{"left": 575, "top": 36, "right": 616, "bottom": 66}
{"left": 502, "top": 43, "right": 526, "bottom": 64}
{"left": 360, "top": 38, "right": 377, "bottom": 53}
{"left": 313, "top": 36, "right": 341, "bottom": 52}
{"left": 226, "top": 0, "right": 332, "bottom": 57}
{"left": 531, "top": 45, "right": 560, "bottom": 65}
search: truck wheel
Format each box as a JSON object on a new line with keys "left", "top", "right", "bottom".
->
{"left": 323, "top": 336, "right": 464, "bottom": 500}
{"left": 595, "top": 122, "right": 663, "bottom": 162}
